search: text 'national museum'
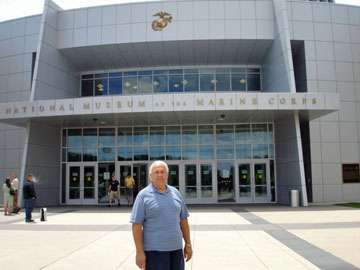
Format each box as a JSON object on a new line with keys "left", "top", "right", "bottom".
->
{"left": 0, "top": 0, "right": 359, "bottom": 206}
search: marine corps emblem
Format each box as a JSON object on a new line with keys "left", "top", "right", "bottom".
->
{"left": 152, "top": 12, "right": 172, "bottom": 31}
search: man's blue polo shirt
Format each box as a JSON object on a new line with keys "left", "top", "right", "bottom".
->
{"left": 130, "top": 183, "right": 190, "bottom": 251}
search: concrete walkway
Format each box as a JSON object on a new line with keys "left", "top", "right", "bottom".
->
{"left": 0, "top": 204, "right": 359, "bottom": 270}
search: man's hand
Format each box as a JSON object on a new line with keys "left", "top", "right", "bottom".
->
{"left": 136, "top": 250, "right": 146, "bottom": 269}
{"left": 184, "top": 245, "right": 193, "bottom": 262}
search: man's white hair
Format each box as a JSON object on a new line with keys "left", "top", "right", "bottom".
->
{"left": 149, "top": 160, "right": 169, "bottom": 177}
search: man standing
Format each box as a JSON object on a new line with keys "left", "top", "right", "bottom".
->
{"left": 11, "top": 173, "right": 20, "bottom": 213}
{"left": 23, "top": 174, "right": 36, "bottom": 223}
{"left": 130, "top": 161, "right": 192, "bottom": 270}
{"left": 108, "top": 175, "right": 121, "bottom": 207}
{"left": 125, "top": 172, "right": 135, "bottom": 205}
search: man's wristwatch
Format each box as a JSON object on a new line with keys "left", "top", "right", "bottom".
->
{"left": 185, "top": 244, "right": 192, "bottom": 248}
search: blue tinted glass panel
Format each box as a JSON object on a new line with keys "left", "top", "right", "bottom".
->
{"left": 166, "top": 127, "right": 180, "bottom": 145}
{"left": 236, "top": 144, "right": 251, "bottom": 159}
{"left": 216, "top": 145, "right": 234, "bottom": 159}
{"left": 252, "top": 124, "right": 267, "bottom": 143}
{"left": 182, "top": 145, "right": 197, "bottom": 160}
{"left": 118, "top": 147, "right": 132, "bottom": 161}
{"left": 150, "top": 146, "right": 165, "bottom": 160}
{"left": 95, "top": 78, "right": 108, "bottom": 96}
{"left": 216, "top": 74, "right": 230, "bottom": 91}
{"left": 216, "top": 68, "right": 230, "bottom": 73}
{"left": 252, "top": 144, "right": 268, "bottom": 159}
{"left": 83, "top": 129, "right": 97, "bottom": 147}
{"left": 109, "top": 78, "right": 122, "bottom": 95}
{"left": 200, "top": 74, "right": 215, "bottom": 91}
{"left": 199, "top": 125, "right": 213, "bottom": 144}
{"left": 269, "top": 144, "right": 274, "bottom": 158}
{"left": 247, "top": 73, "right": 261, "bottom": 91}
{"left": 99, "top": 147, "right": 115, "bottom": 161}
{"left": 95, "top": 73, "right": 108, "bottom": 78}
{"left": 68, "top": 129, "right": 82, "bottom": 147}
{"left": 199, "top": 145, "right": 214, "bottom": 160}
{"left": 134, "top": 147, "right": 148, "bottom": 160}
{"left": 169, "top": 69, "right": 183, "bottom": 74}
{"left": 68, "top": 148, "right": 82, "bottom": 161}
{"left": 138, "top": 76, "right": 153, "bottom": 93}
{"left": 184, "top": 69, "right": 198, "bottom": 74}
{"left": 109, "top": 72, "right": 122, "bottom": 77}
{"left": 231, "top": 73, "right": 246, "bottom": 91}
{"left": 99, "top": 128, "right": 115, "bottom": 146}
{"left": 150, "top": 127, "right": 164, "bottom": 145}
{"left": 138, "top": 70, "right": 152, "bottom": 75}
{"left": 118, "top": 128, "right": 132, "bottom": 146}
{"left": 200, "top": 68, "right": 214, "bottom": 74}
{"left": 166, "top": 146, "right": 181, "bottom": 160}
{"left": 269, "top": 124, "right": 273, "bottom": 142}
{"left": 184, "top": 74, "right": 199, "bottom": 92}
{"left": 82, "top": 80, "right": 93, "bottom": 96}
{"left": 216, "top": 126, "right": 234, "bottom": 145}
{"left": 154, "top": 70, "right": 168, "bottom": 75}
{"left": 153, "top": 75, "right": 168, "bottom": 93}
{"left": 124, "top": 71, "right": 137, "bottom": 76}
{"left": 182, "top": 126, "right": 197, "bottom": 145}
{"left": 134, "top": 127, "right": 148, "bottom": 146}
{"left": 122, "top": 77, "right": 137, "bottom": 95}
{"left": 231, "top": 68, "right": 245, "bottom": 73}
{"left": 83, "top": 148, "right": 97, "bottom": 161}
{"left": 169, "top": 75, "right": 183, "bottom": 92}
{"left": 235, "top": 124, "right": 251, "bottom": 144}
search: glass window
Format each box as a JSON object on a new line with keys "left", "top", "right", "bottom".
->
{"left": 118, "top": 128, "right": 132, "bottom": 146}
{"left": 150, "top": 127, "right": 164, "bottom": 145}
{"left": 138, "top": 75, "right": 153, "bottom": 94}
{"left": 82, "top": 80, "right": 93, "bottom": 96}
{"left": 184, "top": 74, "right": 199, "bottom": 92}
{"left": 150, "top": 146, "right": 165, "bottom": 160}
{"left": 231, "top": 73, "right": 246, "bottom": 91}
{"left": 154, "top": 70, "right": 168, "bottom": 75}
{"left": 62, "top": 129, "right": 66, "bottom": 147}
{"left": 109, "top": 77, "right": 122, "bottom": 95}
{"left": 215, "top": 74, "right": 230, "bottom": 91}
{"left": 169, "top": 75, "right": 183, "bottom": 92}
{"left": 134, "top": 127, "right": 148, "bottom": 146}
{"left": 252, "top": 144, "right": 268, "bottom": 159}
{"left": 252, "top": 124, "right": 267, "bottom": 143}
{"left": 235, "top": 125, "right": 251, "bottom": 144}
{"left": 216, "top": 145, "right": 234, "bottom": 159}
{"left": 200, "top": 74, "right": 215, "bottom": 91}
{"left": 83, "top": 148, "right": 97, "bottom": 161}
{"left": 95, "top": 73, "right": 108, "bottom": 78}
{"left": 199, "top": 125, "right": 213, "bottom": 144}
{"left": 62, "top": 148, "right": 66, "bottom": 162}
{"left": 166, "top": 146, "right": 181, "bottom": 160}
{"left": 98, "top": 147, "right": 115, "bottom": 161}
{"left": 134, "top": 147, "right": 148, "bottom": 160}
{"left": 95, "top": 78, "right": 108, "bottom": 96}
{"left": 199, "top": 145, "right": 214, "bottom": 160}
{"left": 99, "top": 128, "right": 115, "bottom": 146}
{"left": 109, "top": 72, "right": 122, "bottom": 77}
{"left": 118, "top": 147, "right": 132, "bottom": 161}
{"left": 236, "top": 144, "right": 251, "bottom": 159}
{"left": 269, "top": 144, "right": 274, "bottom": 158}
{"left": 169, "top": 69, "right": 183, "bottom": 75}
{"left": 182, "top": 126, "right": 197, "bottom": 145}
{"left": 124, "top": 71, "right": 137, "bottom": 76}
{"left": 247, "top": 73, "right": 260, "bottom": 91}
{"left": 269, "top": 124, "right": 273, "bottom": 143}
{"left": 68, "top": 129, "right": 82, "bottom": 147}
{"left": 153, "top": 75, "right": 168, "bottom": 93}
{"left": 216, "top": 125, "right": 234, "bottom": 145}
{"left": 83, "top": 128, "right": 97, "bottom": 147}
{"left": 68, "top": 148, "right": 82, "bottom": 162}
{"left": 166, "top": 126, "right": 180, "bottom": 145}
{"left": 182, "top": 145, "right": 197, "bottom": 160}
{"left": 122, "top": 76, "right": 137, "bottom": 95}
{"left": 82, "top": 74, "right": 93, "bottom": 79}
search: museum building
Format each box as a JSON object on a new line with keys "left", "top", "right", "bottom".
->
{"left": 0, "top": 0, "right": 359, "bottom": 207}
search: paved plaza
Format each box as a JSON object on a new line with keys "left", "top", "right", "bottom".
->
{"left": 0, "top": 204, "right": 359, "bottom": 270}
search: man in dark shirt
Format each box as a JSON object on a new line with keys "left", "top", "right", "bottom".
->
{"left": 23, "top": 174, "right": 36, "bottom": 223}
{"left": 108, "top": 175, "right": 121, "bottom": 207}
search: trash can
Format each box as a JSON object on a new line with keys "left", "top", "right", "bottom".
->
{"left": 290, "top": 190, "right": 300, "bottom": 207}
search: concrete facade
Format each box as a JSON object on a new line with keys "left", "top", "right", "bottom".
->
{"left": 0, "top": 0, "right": 359, "bottom": 206}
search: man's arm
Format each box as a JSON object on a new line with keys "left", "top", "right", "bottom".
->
{"left": 180, "top": 218, "right": 192, "bottom": 262}
{"left": 132, "top": 223, "right": 146, "bottom": 269}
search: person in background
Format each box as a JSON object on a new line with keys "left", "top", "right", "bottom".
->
{"left": 2, "top": 177, "right": 14, "bottom": 216}
{"left": 108, "top": 175, "right": 121, "bottom": 207}
{"left": 11, "top": 173, "right": 20, "bottom": 214}
{"left": 130, "top": 161, "right": 192, "bottom": 270}
{"left": 23, "top": 174, "right": 36, "bottom": 223}
{"left": 125, "top": 172, "right": 135, "bottom": 205}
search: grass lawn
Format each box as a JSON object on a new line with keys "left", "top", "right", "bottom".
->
{"left": 335, "top": 202, "right": 360, "bottom": 208}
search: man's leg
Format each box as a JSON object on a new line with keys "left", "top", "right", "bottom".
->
{"left": 13, "top": 191, "right": 20, "bottom": 213}
{"left": 25, "top": 199, "right": 32, "bottom": 221}
{"left": 145, "top": 251, "right": 170, "bottom": 270}
{"left": 169, "top": 249, "right": 184, "bottom": 270}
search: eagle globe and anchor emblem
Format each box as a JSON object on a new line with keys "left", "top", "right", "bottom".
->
{"left": 152, "top": 12, "right": 172, "bottom": 31}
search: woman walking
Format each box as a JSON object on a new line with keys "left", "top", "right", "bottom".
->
{"left": 2, "top": 177, "right": 14, "bottom": 216}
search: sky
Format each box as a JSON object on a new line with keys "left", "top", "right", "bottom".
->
{"left": 0, "top": 0, "right": 359, "bottom": 22}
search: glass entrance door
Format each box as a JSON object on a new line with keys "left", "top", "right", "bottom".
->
{"left": 67, "top": 162, "right": 97, "bottom": 204}
{"left": 217, "top": 162, "right": 235, "bottom": 202}
{"left": 133, "top": 163, "right": 148, "bottom": 201}
{"left": 237, "top": 161, "right": 270, "bottom": 203}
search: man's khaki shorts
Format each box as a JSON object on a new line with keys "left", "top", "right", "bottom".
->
{"left": 110, "top": 191, "right": 119, "bottom": 200}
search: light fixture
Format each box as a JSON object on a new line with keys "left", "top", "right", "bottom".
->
{"left": 217, "top": 114, "right": 226, "bottom": 121}
{"left": 97, "top": 83, "right": 104, "bottom": 92}
{"left": 100, "top": 121, "right": 106, "bottom": 125}
{"left": 124, "top": 82, "right": 131, "bottom": 87}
